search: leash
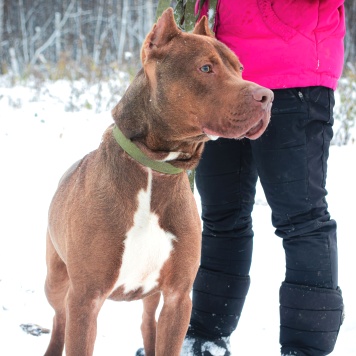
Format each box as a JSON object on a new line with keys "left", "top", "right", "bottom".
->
{"left": 112, "top": 125, "right": 184, "bottom": 175}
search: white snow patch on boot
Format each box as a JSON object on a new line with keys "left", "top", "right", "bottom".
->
{"left": 180, "top": 337, "right": 195, "bottom": 356}
{"left": 201, "top": 341, "right": 227, "bottom": 356}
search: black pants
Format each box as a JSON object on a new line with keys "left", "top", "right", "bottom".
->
{"left": 191, "top": 87, "right": 344, "bottom": 355}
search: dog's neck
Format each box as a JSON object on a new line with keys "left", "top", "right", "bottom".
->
{"left": 111, "top": 69, "right": 207, "bottom": 170}
{"left": 112, "top": 125, "right": 184, "bottom": 175}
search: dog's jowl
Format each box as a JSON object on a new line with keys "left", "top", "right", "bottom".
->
{"left": 44, "top": 8, "right": 273, "bottom": 356}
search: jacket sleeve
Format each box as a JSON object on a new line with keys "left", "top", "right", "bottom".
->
{"left": 317, "top": 0, "right": 345, "bottom": 43}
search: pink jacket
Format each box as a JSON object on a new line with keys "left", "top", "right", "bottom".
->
{"left": 196, "top": 0, "right": 345, "bottom": 90}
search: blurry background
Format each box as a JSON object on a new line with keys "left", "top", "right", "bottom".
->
{"left": 0, "top": 0, "right": 157, "bottom": 78}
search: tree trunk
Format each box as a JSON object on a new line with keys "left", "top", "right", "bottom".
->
{"left": 0, "top": 0, "right": 3, "bottom": 72}
{"left": 146, "top": 0, "right": 154, "bottom": 31}
{"left": 93, "top": 0, "right": 103, "bottom": 65}
{"left": 345, "top": 1, "right": 356, "bottom": 65}
{"left": 55, "top": 12, "right": 61, "bottom": 62}
{"left": 19, "top": 0, "right": 29, "bottom": 64}
{"left": 9, "top": 47, "right": 20, "bottom": 76}
{"left": 118, "top": 0, "right": 129, "bottom": 63}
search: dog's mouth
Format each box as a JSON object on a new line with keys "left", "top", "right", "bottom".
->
{"left": 203, "top": 114, "right": 269, "bottom": 140}
{"left": 243, "top": 118, "right": 265, "bottom": 139}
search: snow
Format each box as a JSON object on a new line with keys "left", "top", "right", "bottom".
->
{"left": 0, "top": 79, "right": 355, "bottom": 355}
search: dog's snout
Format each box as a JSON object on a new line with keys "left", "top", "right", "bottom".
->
{"left": 252, "top": 87, "right": 274, "bottom": 108}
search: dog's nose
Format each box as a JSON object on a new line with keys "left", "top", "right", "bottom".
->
{"left": 252, "top": 87, "right": 274, "bottom": 109}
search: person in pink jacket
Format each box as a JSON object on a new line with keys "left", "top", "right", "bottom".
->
{"left": 182, "top": 1, "right": 345, "bottom": 355}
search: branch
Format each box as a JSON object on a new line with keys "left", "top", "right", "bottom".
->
{"left": 30, "top": 0, "right": 76, "bottom": 65}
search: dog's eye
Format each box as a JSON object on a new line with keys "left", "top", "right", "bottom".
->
{"left": 200, "top": 65, "right": 212, "bottom": 73}
{"left": 239, "top": 66, "right": 244, "bottom": 72}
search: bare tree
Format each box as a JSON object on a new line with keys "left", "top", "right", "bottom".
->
{"left": 118, "top": 0, "right": 129, "bottom": 63}
{"left": 0, "top": 0, "right": 162, "bottom": 76}
{"left": 55, "top": 12, "right": 61, "bottom": 60}
{"left": 18, "top": 0, "right": 29, "bottom": 63}
{"left": 0, "top": 0, "right": 3, "bottom": 72}
{"left": 93, "top": 0, "right": 103, "bottom": 65}
{"left": 345, "top": 1, "right": 356, "bottom": 65}
{"left": 30, "top": 0, "right": 76, "bottom": 65}
{"left": 146, "top": 0, "right": 155, "bottom": 30}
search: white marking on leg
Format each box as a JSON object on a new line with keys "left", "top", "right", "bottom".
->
{"left": 114, "top": 169, "right": 176, "bottom": 294}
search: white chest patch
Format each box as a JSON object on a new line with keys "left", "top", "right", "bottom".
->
{"left": 113, "top": 169, "right": 176, "bottom": 295}
{"left": 159, "top": 151, "right": 181, "bottom": 162}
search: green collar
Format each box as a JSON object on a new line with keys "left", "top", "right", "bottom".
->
{"left": 112, "top": 125, "right": 184, "bottom": 175}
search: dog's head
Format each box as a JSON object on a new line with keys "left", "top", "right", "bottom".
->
{"left": 140, "top": 8, "right": 273, "bottom": 141}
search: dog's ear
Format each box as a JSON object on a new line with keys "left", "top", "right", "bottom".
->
{"left": 141, "top": 8, "right": 181, "bottom": 63}
{"left": 193, "top": 16, "right": 214, "bottom": 37}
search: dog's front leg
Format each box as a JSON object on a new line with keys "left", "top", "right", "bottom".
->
{"left": 65, "top": 288, "right": 105, "bottom": 356}
{"left": 155, "top": 291, "right": 192, "bottom": 356}
{"left": 141, "top": 292, "right": 161, "bottom": 356}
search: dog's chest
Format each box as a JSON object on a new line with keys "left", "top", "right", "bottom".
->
{"left": 112, "top": 169, "right": 176, "bottom": 295}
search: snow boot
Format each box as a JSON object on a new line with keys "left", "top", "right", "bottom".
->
{"left": 182, "top": 331, "right": 231, "bottom": 356}
{"left": 280, "top": 282, "right": 344, "bottom": 355}
{"left": 135, "top": 328, "right": 231, "bottom": 356}
{"left": 191, "top": 269, "right": 250, "bottom": 337}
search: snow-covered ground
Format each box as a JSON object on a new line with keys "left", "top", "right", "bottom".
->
{"left": 0, "top": 79, "right": 355, "bottom": 355}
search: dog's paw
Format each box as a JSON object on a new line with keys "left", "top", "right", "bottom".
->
{"left": 20, "top": 323, "right": 50, "bottom": 336}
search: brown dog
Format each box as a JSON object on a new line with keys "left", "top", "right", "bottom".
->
{"left": 44, "top": 8, "right": 273, "bottom": 356}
